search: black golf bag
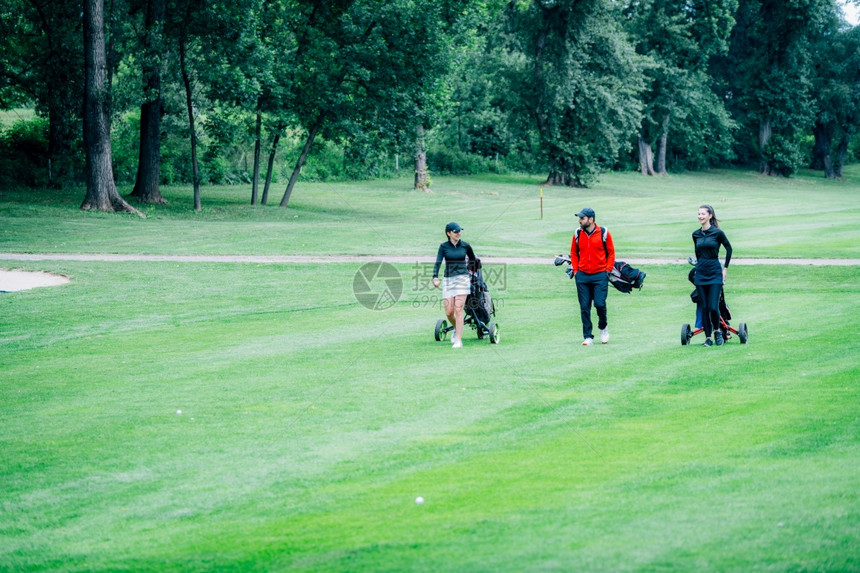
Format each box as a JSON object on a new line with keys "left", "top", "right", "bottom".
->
{"left": 555, "top": 255, "right": 646, "bottom": 294}
{"left": 682, "top": 262, "right": 747, "bottom": 345}
{"left": 466, "top": 258, "right": 494, "bottom": 325}
{"left": 434, "top": 258, "right": 500, "bottom": 344}
{"left": 609, "top": 261, "right": 646, "bottom": 293}
{"left": 687, "top": 267, "right": 731, "bottom": 328}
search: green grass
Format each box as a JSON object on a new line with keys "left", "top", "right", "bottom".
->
{"left": 2, "top": 166, "right": 859, "bottom": 259}
{"left": 1, "top": 169, "right": 859, "bottom": 571}
{"left": 0, "top": 108, "right": 36, "bottom": 128}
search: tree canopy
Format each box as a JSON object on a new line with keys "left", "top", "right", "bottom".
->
{"left": 0, "top": 0, "right": 856, "bottom": 210}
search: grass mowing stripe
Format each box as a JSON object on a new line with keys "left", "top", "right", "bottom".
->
{"left": 3, "top": 168, "right": 859, "bottom": 259}
{"left": 1, "top": 170, "right": 859, "bottom": 570}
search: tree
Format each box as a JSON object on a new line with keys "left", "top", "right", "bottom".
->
{"left": 129, "top": 0, "right": 168, "bottom": 204}
{"left": 810, "top": 18, "right": 860, "bottom": 178}
{"left": 168, "top": 0, "right": 219, "bottom": 210}
{"left": 81, "top": 0, "right": 144, "bottom": 216}
{"left": 0, "top": 0, "right": 86, "bottom": 185}
{"left": 250, "top": 0, "right": 296, "bottom": 204}
{"left": 176, "top": 15, "right": 202, "bottom": 210}
{"left": 502, "top": 0, "right": 645, "bottom": 187}
{"left": 720, "top": 0, "right": 835, "bottom": 176}
{"left": 414, "top": 124, "right": 429, "bottom": 191}
{"left": 187, "top": 0, "right": 295, "bottom": 204}
{"left": 277, "top": 0, "right": 381, "bottom": 207}
{"left": 428, "top": 8, "right": 533, "bottom": 174}
{"left": 279, "top": 0, "right": 470, "bottom": 206}
{"left": 623, "top": 0, "right": 738, "bottom": 175}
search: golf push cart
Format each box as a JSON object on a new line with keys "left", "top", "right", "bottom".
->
{"left": 682, "top": 257, "right": 748, "bottom": 346}
{"left": 434, "top": 258, "right": 499, "bottom": 344}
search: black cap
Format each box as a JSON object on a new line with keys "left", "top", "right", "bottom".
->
{"left": 576, "top": 207, "right": 595, "bottom": 218}
{"left": 445, "top": 222, "right": 463, "bottom": 233}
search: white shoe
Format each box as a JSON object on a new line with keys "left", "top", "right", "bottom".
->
{"left": 582, "top": 338, "right": 593, "bottom": 346}
{"left": 452, "top": 340, "right": 462, "bottom": 349}
{"left": 451, "top": 331, "right": 459, "bottom": 345}
{"left": 600, "top": 328, "right": 610, "bottom": 344}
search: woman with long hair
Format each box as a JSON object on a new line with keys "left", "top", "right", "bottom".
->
{"left": 693, "top": 205, "right": 733, "bottom": 346}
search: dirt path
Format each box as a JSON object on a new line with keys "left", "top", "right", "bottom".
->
{"left": 2, "top": 252, "right": 858, "bottom": 292}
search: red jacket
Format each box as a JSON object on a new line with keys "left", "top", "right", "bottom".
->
{"left": 570, "top": 225, "right": 615, "bottom": 274}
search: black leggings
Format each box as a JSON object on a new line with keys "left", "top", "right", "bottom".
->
{"left": 696, "top": 284, "right": 722, "bottom": 338}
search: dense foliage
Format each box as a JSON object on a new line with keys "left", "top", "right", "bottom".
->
{"left": 0, "top": 0, "right": 858, "bottom": 204}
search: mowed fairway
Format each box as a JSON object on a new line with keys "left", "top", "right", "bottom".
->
{"left": 1, "top": 169, "right": 859, "bottom": 571}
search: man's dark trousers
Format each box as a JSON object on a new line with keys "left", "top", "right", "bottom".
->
{"left": 575, "top": 271, "right": 608, "bottom": 340}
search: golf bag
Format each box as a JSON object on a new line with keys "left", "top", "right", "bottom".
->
{"left": 466, "top": 258, "right": 494, "bottom": 325}
{"left": 688, "top": 267, "right": 731, "bottom": 327}
{"left": 434, "top": 257, "right": 501, "bottom": 344}
{"left": 554, "top": 255, "right": 646, "bottom": 294}
{"left": 609, "top": 261, "right": 646, "bottom": 293}
{"left": 682, "top": 258, "right": 747, "bottom": 345}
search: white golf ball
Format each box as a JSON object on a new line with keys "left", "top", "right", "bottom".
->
{"left": 176, "top": 410, "right": 182, "bottom": 415}
{"left": 415, "top": 496, "right": 424, "bottom": 504}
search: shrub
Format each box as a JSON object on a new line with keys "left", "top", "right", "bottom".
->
{"left": 0, "top": 117, "right": 50, "bottom": 187}
{"left": 111, "top": 111, "right": 140, "bottom": 184}
{"left": 427, "top": 146, "right": 495, "bottom": 175}
{"left": 761, "top": 134, "right": 806, "bottom": 177}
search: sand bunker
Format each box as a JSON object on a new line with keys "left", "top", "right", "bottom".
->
{"left": 0, "top": 269, "right": 70, "bottom": 292}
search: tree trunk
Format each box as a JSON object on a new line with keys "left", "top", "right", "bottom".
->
{"left": 414, "top": 124, "right": 429, "bottom": 191}
{"left": 80, "top": 0, "right": 144, "bottom": 217}
{"left": 543, "top": 170, "right": 584, "bottom": 187}
{"left": 656, "top": 112, "right": 670, "bottom": 175}
{"left": 130, "top": 0, "right": 167, "bottom": 204}
{"left": 833, "top": 134, "right": 848, "bottom": 179}
{"left": 811, "top": 121, "right": 829, "bottom": 171}
{"left": 545, "top": 171, "right": 573, "bottom": 186}
{"left": 280, "top": 115, "right": 325, "bottom": 207}
{"left": 179, "top": 33, "right": 201, "bottom": 212}
{"left": 823, "top": 147, "right": 835, "bottom": 179}
{"left": 47, "top": 106, "right": 73, "bottom": 187}
{"left": 758, "top": 119, "right": 773, "bottom": 175}
{"left": 132, "top": 97, "right": 165, "bottom": 202}
{"left": 261, "top": 129, "right": 281, "bottom": 205}
{"left": 638, "top": 136, "right": 655, "bottom": 176}
{"left": 251, "top": 106, "right": 262, "bottom": 205}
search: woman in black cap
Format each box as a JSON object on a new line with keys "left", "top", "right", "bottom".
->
{"left": 432, "top": 222, "right": 477, "bottom": 348}
{"left": 693, "top": 204, "right": 732, "bottom": 346}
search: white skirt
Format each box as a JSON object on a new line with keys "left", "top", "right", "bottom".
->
{"left": 442, "top": 274, "right": 471, "bottom": 298}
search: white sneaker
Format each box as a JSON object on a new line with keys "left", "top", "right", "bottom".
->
{"left": 582, "top": 338, "right": 593, "bottom": 346}
{"left": 600, "top": 328, "right": 610, "bottom": 344}
{"left": 452, "top": 340, "right": 462, "bottom": 349}
{"left": 451, "top": 331, "right": 459, "bottom": 345}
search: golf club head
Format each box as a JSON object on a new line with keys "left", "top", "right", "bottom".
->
{"left": 554, "top": 255, "right": 571, "bottom": 266}
{"left": 688, "top": 256, "right": 696, "bottom": 265}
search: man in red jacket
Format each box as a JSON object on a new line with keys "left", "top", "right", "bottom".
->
{"left": 570, "top": 207, "right": 615, "bottom": 346}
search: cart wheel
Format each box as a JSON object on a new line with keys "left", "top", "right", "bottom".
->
{"left": 435, "top": 319, "right": 448, "bottom": 342}
{"left": 489, "top": 322, "right": 500, "bottom": 344}
{"left": 681, "top": 323, "right": 692, "bottom": 346}
{"left": 477, "top": 325, "right": 484, "bottom": 339}
{"left": 738, "top": 322, "right": 748, "bottom": 344}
